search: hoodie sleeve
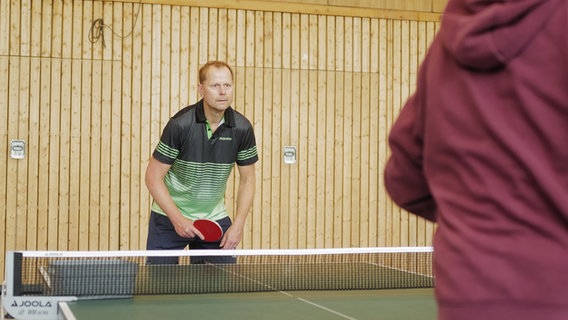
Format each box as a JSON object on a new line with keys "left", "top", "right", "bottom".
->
{"left": 384, "top": 56, "right": 436, "bottom": 222}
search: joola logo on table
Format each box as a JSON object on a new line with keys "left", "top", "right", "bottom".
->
{"left": 11, "top": 300, "right": 52, "bottom": 308}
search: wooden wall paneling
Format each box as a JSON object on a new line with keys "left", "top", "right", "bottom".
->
{"left": 208, "top": 8, "right": 218, "bottom": 61}
{"left": 260, "top": 33, "right": 273, "bottom": 248}
{"left": 0, "top": 55, "right": 7, "bottom": 277}
{"left": 256, "top": 12, "right": 271, "bottom": 249}
{"left": 68, "top": 54, "right": 82, "bottom": 250}
{"left": 305, "top": 15, "right": 317, "bottom": 249}
{"left": 90, "top": 52, "right": 102, "bottom": 251}
{"left": 128, "top": 2, "right": 143, "bottom": 249}
{"left": 331, "top": 17, "right": 343, "bottom": 248}
{"left": 316, "top": 66, "right": 328, "bottom": 249}
{"left": 266, "top": 66, "right": 280, "bottom": 248}
{"left": 19, "top": 54, "right": 32, "bottom": 250}
{"left": 278, "top": 13, "right": 291, "bottom": 249}
{"left": 375, "top": 18, "right": 386, "bottom": 247}
{"left": 43, "top": 0, "right": 56, "bottom": 251}
{"left": 272, "top": 13, "right": 286, "bottom": 248}
{"left": 322, "top": 15, "right": 333, "bottom": 248}
{"left": 6, "top": 0, "right": 19, "bottom": 251}
{"left": 97, "top": 3, "right": 111, "bottom": 251}
{"left": 0, "top": 3, "right": 7, "bottom": 251}
{"left": 292, "top": 14, "right": 304, "bottom": 248}
{"left": 67, "top": 0, "right": 82, "bottom": 251}
{"left": 360, "top": 76, "right": 371, "bottom": 247}
{"left": 286, "top": 13, "right": 299, "bottom": 249}
{"left": 340, "top": 17, "right": 352, "bottom": 247}
{"left": 149, "top": 4, "right": 162, "bottom": 166}
{"left": 17, "top": 59, "right": 31, "bottom": 252}
{"left": 58, "top": 0, "right": 72, "bottom": 251}
{"left": 270, "top": 68, "right": 283, "bottom": 248}
{"left": 160, "top": 4, "right": 171, "bottom": 123}
{"left": 5, "top": 56, "right": 19, "bottom": 252}
{"left": 169, "top": 5, "right": 180, "bottom": 132}
{"left": 350, "top": 70, "right": 362, "bottom": 247}
{"left": 103, "top": 3, "right": 119, "bottom": 246}
{"left": 188, "top": 7, "right": 199, "bottom": 104}
{"left": 360, "top": 18, "right": 371, "bottom": 248}
{"left": 77, "top": 1, "right": 89, "bottom": 250}
{"left": 217, "top": 9, "right": 228, "bottom": 61}
{"left": 234, "top": 10, "right": 245, "bottom": 68}
{"left": 280, "top": 68, "right": 292, "bottom": 249}
{"left": 8, "top": 0, "right": 18, "bottom": 57}
{"left": 315, "top": 16, "right": 325, "bottom": 248}
{"left": 432, "top": 0, "right": 449, "bottom": 12}
{"left": 59, "top": 57, "right": 72, "bottom": 250}
{"left": 328, "top": 0, "right": 432, "bottom": 12}
{"left": 297, "top": 66, "right": 309, "bottom": 249}
{"left": 332, "top": 69, "right": 344, "bottom": 248}
{"left": 26, "top": 1, "right": 40, "bottom": 252}
{"left": 110, "top": 3, "right": 123, "bottom": 251}
{"left": 0, "top": 0, "right": 8, "bottom": 54}
{"left": 79, "top": 23, "right": 93, "bottom": 251}
{"left": 178, "top": 6, "right": 190, "bottom": 107}
{"left": 138, "top": 3, "right": 154, "bottom": 249}
{"left": 197, "top": 7, "right": 207, "bottom": 65}
{"left": 351, "top": 13, "right": 364, "bottom": 245}
{"left": 225, "top": 9, "right": 236, "bottom": 67}
{"left": 288, "top": 68, "right": 300, "bottom": 249}
{"left": 49, "top": 57, "right": 63, "bottom": 250}
{"left": 268, "top": 13, "right": 284, "bottom": 248}
{"left": 88, "top": 2, "right": 103, "bottom": 251}
{"left": 322, "top": 70, "right": 335, "bottom": 248}
{"left": 367, "top": 18, "right": 379, "bottom": 247}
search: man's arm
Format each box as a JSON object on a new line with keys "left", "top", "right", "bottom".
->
{"left": 145, "top": 156, "right": 203, "bottom": 239}
{"left": 220, "top": 163, "right": 256, "bottom": 249}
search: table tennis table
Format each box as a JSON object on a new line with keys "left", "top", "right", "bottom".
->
{"left": 59, "top": 288, "right": 437, "bottom": 320}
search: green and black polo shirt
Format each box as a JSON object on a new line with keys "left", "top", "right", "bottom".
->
{"left": 151, "top": 100, "right": 258, "bottom": 221}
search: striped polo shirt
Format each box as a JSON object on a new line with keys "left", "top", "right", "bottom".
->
{"left": 151, "top": 99, "right": 258, "bottom": 221}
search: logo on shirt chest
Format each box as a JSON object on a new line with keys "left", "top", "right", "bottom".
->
{"left": 218, "top": 137, "right": 232, "bottom": 141}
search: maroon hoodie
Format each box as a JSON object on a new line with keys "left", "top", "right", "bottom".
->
{"left": 384, "top": 0, "right": 568, "bottom": 319}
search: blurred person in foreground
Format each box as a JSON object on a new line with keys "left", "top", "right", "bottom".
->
{"left": 384, "top": 0, "right": 568, "bottom": 319}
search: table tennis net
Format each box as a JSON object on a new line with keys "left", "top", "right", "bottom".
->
{"left": 6, "top": 247, "right": 433, "bottom": 297}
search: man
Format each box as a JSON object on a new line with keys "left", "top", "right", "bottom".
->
{"left": 384, "top": 0, "right": 568, "bottom": 319}
{"left": 146, "top": 61, "right": 258, "bottom": 264}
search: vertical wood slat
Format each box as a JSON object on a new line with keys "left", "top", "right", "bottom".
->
{"left": 109, "top": 2, "right": 124, "bottom": 249}
{"left": 0, "top": 0, "right": 443, "bottom": 280}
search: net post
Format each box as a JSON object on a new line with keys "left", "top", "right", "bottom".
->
{"left": 3, "top": 251, "right": 22, "bottom": 297}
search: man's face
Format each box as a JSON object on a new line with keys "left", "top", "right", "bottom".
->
{"left": 198, "top": 66, "right": 234, "bottom": 113}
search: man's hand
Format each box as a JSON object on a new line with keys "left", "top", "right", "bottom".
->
{"left": 172, "top": 217, "right": 204, "bottom": 240}
{"left": 220, "top": 225, "right": 242, "bottom": 249}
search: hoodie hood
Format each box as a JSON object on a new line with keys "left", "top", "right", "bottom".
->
{"left": 440, "top": 0, "right": 563, "bottom": 70}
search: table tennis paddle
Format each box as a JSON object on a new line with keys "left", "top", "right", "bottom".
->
{"left": 193, "top": 219, "right": 223, "bottom": 242}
